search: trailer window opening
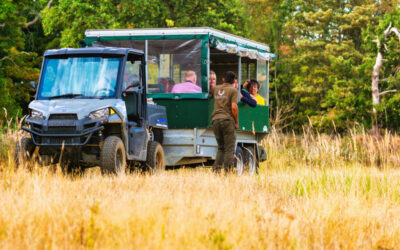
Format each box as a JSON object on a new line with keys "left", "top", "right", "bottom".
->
{"left": 257, "top": 60, "right": 268, "bottom": 101}
{"left": 209, "top": 48, "right": 257, "bottom": 87}
{"left": 209, "top": 49, "right": 239, "bottom": 86}
{"left": 147, "top": 39, "right": 202, "bottom": 94}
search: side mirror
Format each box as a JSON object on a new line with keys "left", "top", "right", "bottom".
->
{"left": 29, "top": 81, "right": 36, "bottom": 89}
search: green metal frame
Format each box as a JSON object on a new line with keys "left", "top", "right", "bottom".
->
{"left": 151, "top": 98, "right": 269, "bottom": 133}
{"left": 86, "top": 34, "right": 210, "bottom": 99}
{"left": 85, "top": 32, "right": 270, "bottom": 133}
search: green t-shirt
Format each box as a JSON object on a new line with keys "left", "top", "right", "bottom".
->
{"left": 211, "top": 83, "right": 238, "bottom": 122}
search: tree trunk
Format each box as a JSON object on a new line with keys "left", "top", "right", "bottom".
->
{"left": 371, "top": 25, "right": 400, "bottom": 135}
{"left": 371, "top": 51, "right": 383, "bottom": 135}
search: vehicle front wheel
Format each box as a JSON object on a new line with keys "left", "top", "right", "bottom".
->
{"left": 14, "top": 137, "right": 36, "bottom": 167}
{"left": 100, "top": 136, "right": 126, "bottom": 175}
{"left": 145, "top": 141, "right": 165, "bottom": 173}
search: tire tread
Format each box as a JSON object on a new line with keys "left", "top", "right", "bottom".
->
{"left": 100, "top": 136, "right": 126, "bottom": 174}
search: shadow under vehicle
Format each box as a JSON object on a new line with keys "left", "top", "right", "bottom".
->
{"left": 84, "top": 27, "right": 275, "bottom": 174}
{"left": 15, "top": 47, "right": 168, "bottom": 174}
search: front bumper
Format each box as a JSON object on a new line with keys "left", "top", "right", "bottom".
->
{"left": 23, "top": 116, "right": 105, "bottom": 146}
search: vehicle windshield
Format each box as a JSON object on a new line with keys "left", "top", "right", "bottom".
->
{"left": 38, "top": 56, "right": 121, "bottom": 99}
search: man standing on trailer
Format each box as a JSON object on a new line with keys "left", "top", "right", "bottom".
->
{"left": 211, "top": 71, "right": 239, "bottom": 173}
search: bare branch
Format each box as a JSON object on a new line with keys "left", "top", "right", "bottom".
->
{"left": 0, "top": 52, "right": 31, "bottom": 66}
{"left": 395, "top": 67, "right": 400, "bottom": 76}
{"left": 25, "top": 0, "right": 53, "bottom": 28}
{"left": 0, "top": 56, "right": 18, "bottom": 66}
{"left": 384, "top": 23, "right": 392, "bottom": 37}
{"left": 389, "top": 27, "right": 400, "bottom": 42}
{"left": 379, "top": 89, "right": 397, "bottom": 96}
{"left": 378, "top": 78, "right": 388, "bottom": 82}
{"left": 26, "top": 15, "right": 40, "bottom": 28}
{"left": 383, "top": 23, "right": 400, "bottom": 42}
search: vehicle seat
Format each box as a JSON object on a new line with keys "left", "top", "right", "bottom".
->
{"left": 123, "top": 91, "right": 139, "bottom": 122}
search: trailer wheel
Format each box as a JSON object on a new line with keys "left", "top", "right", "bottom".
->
{"left": 14, "top": 137, "right": 35, "bottom": 167}
{"left": 245, "top": 146, "right": 258, "bottom": 175}
{"left": 234, "top": 146, "right": 245, "bottom": 175}
{"left": 145, "top": 141, "right": 165, "bottom": 173}
{"left": 100, "top": 136, "right": 126, "bottom": 175}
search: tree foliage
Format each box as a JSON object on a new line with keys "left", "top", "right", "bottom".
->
{"left": 1, "top": 0, "right": 400, "bottom": 133}
{"left": 243, "top": 0, "right": 400, "bottom": 132}
{"left": 0, "top": 0, "right": 43, "bottom": 120}
{"left": 41, "top": 0, "right": 248, "bottom": 47}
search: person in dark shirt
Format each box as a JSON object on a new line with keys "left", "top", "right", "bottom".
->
{"left": 246, "top": 79, "right": 266, "bottom": 105}
{"left": 211, "top": 71, "right": 238, "bottom": 173}
{"left": 239, "top": 79, "right": 257, "bottom": 107}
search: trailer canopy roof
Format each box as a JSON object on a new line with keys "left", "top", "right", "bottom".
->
{"left": 85, "top": 27, "right": 275, "bottom": 61}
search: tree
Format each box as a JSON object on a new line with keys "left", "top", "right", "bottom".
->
{"left": 244, "top": 0, "right": 400, "bottom": 132}
{"left": 41, "top": 0, "right": 248, "bottom": 47}
{"left": 241, "top": 0, "right": 294, "bottom": 131}
{"left": 0, "top": 0, "right": 42, "bottom": 120}
{"left": 368, "top": 8, "right": 400, "bottom": 133}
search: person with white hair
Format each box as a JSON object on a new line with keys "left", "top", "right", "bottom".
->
{"left": 171, "top": 70, "right": 201, "bottom": 93}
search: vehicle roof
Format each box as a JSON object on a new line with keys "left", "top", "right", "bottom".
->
{"left": 44, "top": 47, "right": 144, "bottom": 57}
{"left": 85, "top": 27, "right": 270, "bottom": 52}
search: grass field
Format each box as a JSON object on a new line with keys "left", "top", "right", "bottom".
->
{"left": 1, "top": 127, "right": 400, "bottom": 249}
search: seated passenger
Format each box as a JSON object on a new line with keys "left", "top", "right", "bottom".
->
{"left": 171, "top": 70, "right": 201, "bottom": 93}
{"left": 159, "top": 77, "right": 175, "bottom": 93}
{"left": 239, "top": 79, "right": 257, "bottom": 107}
{"left": 209, "top": 70, "right": 217, "bottom": 90}
{"left": 208, "top": 70, "right": 217, "bottom": 98}
{"left": 246, "top": 79, "right": 265, "bottom": 105}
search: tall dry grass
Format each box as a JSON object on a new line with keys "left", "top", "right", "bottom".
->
{"left": 1, "top": 127, "right": 400, "bottom": 249}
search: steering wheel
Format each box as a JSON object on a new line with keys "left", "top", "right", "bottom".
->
{"left": 94, "top": 88, "right": 115, "bottom": 96}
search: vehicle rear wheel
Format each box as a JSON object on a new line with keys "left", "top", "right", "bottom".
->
{"left": 234, "top": 146, "right": 244, "bottom": 175}
{"left": 14, "top": 137, "right": 36, "bottom": 167}
{"left": 244, "top": 146, "right": 258, "bottom": 175}
{"left": 100, "top": 136, "right": 126, "bottom": 175}
{"left": 145, "top": 141, "right": 165, "bottom": 173}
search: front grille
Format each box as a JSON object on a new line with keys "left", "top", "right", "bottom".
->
{"left": 47, "top": 127, "right": 77, "bottom": 134}
{"left": 49, "top": 114, "right": 78, "bottom": 120}
{"left": 29, "top": 113, "right": 95, "bottom": 145}
{"left": 38, "top": 136, "right": 85, "bottom": 145}
{"left": 48, "top": 113, "right": 78, "bottom": 133}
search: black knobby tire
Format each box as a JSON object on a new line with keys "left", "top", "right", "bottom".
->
{"left": 14, "top": 137, "right": 35, "bottom": 167}
{"left": 244, "top": 146, "right": 258, "bottom": 175}
{"left": 145, "top": 141, "right": 165, "bottom": 173}
{"left": 100, "top": 136, "right": 126, "bottom": 175}
{"left": 234, "top": 146, "right": 244, "bottom": 175}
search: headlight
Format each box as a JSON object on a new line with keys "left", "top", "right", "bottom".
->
{"left": 89, "top": 108, "right": 109, "bottom": 120}
{"left": 30, "top": 109, "right": 45, "bottom": 120}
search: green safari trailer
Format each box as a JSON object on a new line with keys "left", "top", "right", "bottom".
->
{"left": 85, "top": 27, "right": 274, "bottom": 174}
